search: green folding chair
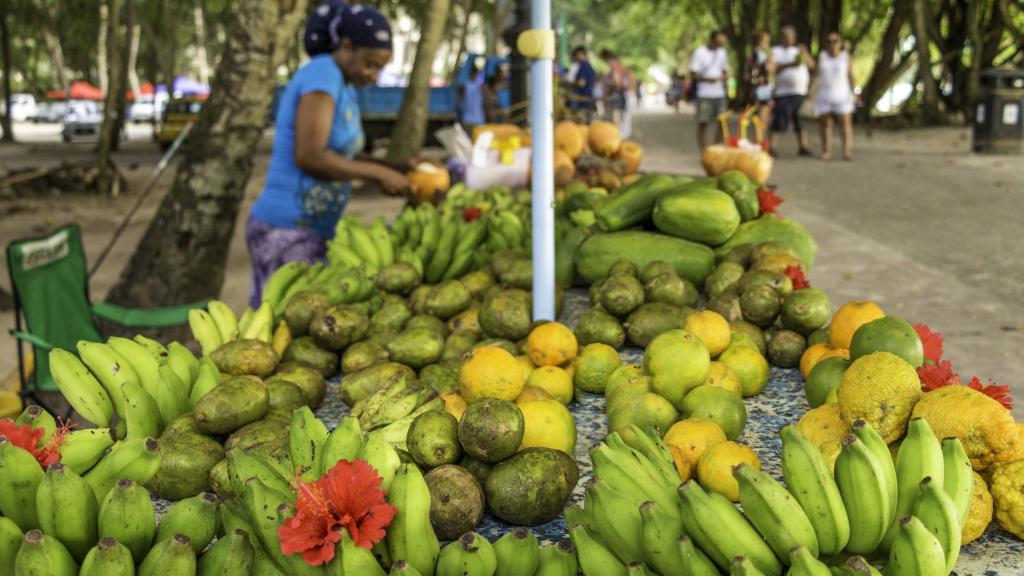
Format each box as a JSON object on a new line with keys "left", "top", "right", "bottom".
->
{"left": 7, "top": 223, "right": 207, "bottom": 412}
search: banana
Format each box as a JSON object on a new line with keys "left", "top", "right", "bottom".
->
{"left": 589, "top": 442, "right": 679, "bottom": 515}
{"left": 436, "top": 533, "right": 493, "bottom": 576}
{"left": 389, "top": 559, "right": 423, "bottom": 575}
{"left": 79, "top": 537, "right": 134, "bottom": 576}
{"left": 189, "top": 309, "right": 224, "bottom": 356}
{"left": 15, "top": 405, "right": 56, "bottom": 444}
{"left": 639, "top": 500, "right": 686, "bottom": 576}
{"left": 416, "top": 204, "right": 440, "bottom": 255}
{"left": 779, "top": 425, "right": 849, "bottom": 556}
{"left": 676, "top": 479, "right": 782, "bottom": 576}
{"left": 13, "top": 530, "right": 77, "bottom": 576}
{"left": 0, "top": 437, "right": 44, "bottom": 531}
{"left": 940, "top": 437, "right": 973, "bottom": 527}
{"left": 731, "top": 555, "right": 766, "bottom": 575}
{"left": 569, "top": 522, "right": 626, "bottom": 576}
{"left": 166, "top": 341, "right": 200, "bottom": 390}
{"left": 358, "top": 430, "right": 401, "bottom": 490}
{"left": 155, "top": 492, "right": 220, "bottom": 555}
{"left": 77, "top": 340, "right": 142, "bottom": 417}
{"left": 327, "top": 245, "right": 364, "bottom": 272}
{"left": 831, "top": 556, "right": 883, "bottom": 576}
{"left": 350, "top": 222, "right": 382, "bottom": 270}
{"left": 882, "top": 418, "right": 944, "bottom": 551}
{"left": 242, "top": 478, "right": 321, "bottom": 576}
{"left": 586, "top": 479, "right": 646, "bottom": 564}
{"left": 107, "top": 336, "right": 172, "bottom": 421}
{"left": 785, "top": 545, "right": 830, "bottom": 576}
{"left": 625, "top": 562, "right": 654, "bottom": 575}
{"left": 139, "top": 533, "right": 197, "bottom": 576}
{"left": 677, "top": 535, "right": 719, "bottom": 576}
{"left": 621, "top": 425, "right": 683, "bottom": 488}
{"left": 227, "top": 449, "right": 294, "bottom": 497}
{"left": 852, "top": 420, "right": 898, "bottom": 526}
{"left": 98, "top": 479, "right": 156, "bottom": 564}
{"left": 158, "top": 363, "right": 190, "bottom": 419}
{"left": 396, "top": 248, "right": 424, "bottom": 277}
{"left": 272, "top": 320, "right": 293, "bottom": 357}
{"left": 833, "top": 435, "right": 891, "bottom": 555}
{"left": 290, "top": 406, "right": 330, "bottom": 482}
{"left": 534, "top": 540, "right": 578, "bottom": 576}
{"left": 198, "top": 528, "right": 254, "bottom": 576}
{"left": 49, "top": 348, "right": 114, "bottom": 427}
{"left": 0, "top": 516, "right": 23, "bottom": 575}
{"left": 35, "top": 463, "right": 99, "bottom": 562}
{"left": 425, "top": 216, "right": 460, "bottom": 283}
{"left": 242, "top": 302, "right": 275, "bottom": 344}
{"left": 119, "top": 379, "right": 163, "bottom": 440}
{"left": 331, "top": 530, "right": 386, "bottom": 576}
{"left": 493, "top": 528, "right": 540, "bottom": 576}
{"left": 262, "top": 261, "right": 310, "bottom": 311}
{"left": 318, "top": 416, "right": 363, "bottom": 477}
{"left": 441, "top": 250, "right": 475, "bottom": 282}
{"left": 734, "top": 463, "right": 819, "bottom": 563}
{"left": 386, "top": 464, "right": 440, "bottom": 576}
{"left": 886, "top": 516, "right": 946, "bottom": 576}
{"left": 207, "top": 300, "right": 240, "bottom": 343}
{"left": 370, "top": 217, "right": 395, "bottom": 267}
{"left": 218, "top": 497, "right": 256, "bottom": 537}
{"left": 84, "top": 436, "right": 161, "bottom": 503}
{"left": 134, "top": 335, "right": 169, "bottom": 361}
{"left": 238, "top": 307, "right": 256, "bottom": 335}
{"left": 913, "top": 477, "right": 961, "bottom": 574}
{"left": 189, "top": 357, "right": 222, "bottom": 409}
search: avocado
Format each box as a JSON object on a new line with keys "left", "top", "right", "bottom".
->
{"left": 407, "top": 410, "right": 462, "bottom": 469}
{"left": 490, "top": 250, "right": 527, "bottom": 279}
{"left": 281, "top": 337, "right": 338, "bottom": 378}
{"left": 376, "top": 262, "right": 422, "bottom": 295}
{"left": 442, "top": 329, "right": 480, "bottom": 362}
{"left": 283, "top": 290, "right": 329, "bottom": 336}
{"left": 146, "top": 432, "right": 225, "bottom": 500}
{"left": 161, "top": 412, "right": 202, "bottom": 439}
{"left": 781, "top": 288, "right": 832, "bottom": 336}
{"left": 721, "top": 243, "right": 756, "bottom": 268}
{"left": 458, "top": 398, "right": 525, "bottom": 463}
{"left": 479, "top": 289, "right": 532, "bottom": 341}
{"left": 273, "top": 361, "right": 328, "bottom": 407}
{"left": 408, "top": 284, "right": 432, "bottom": 315}
{"left": 807, "top": 325, "right": 830, "bottom": 346}
{"left": 740, "top": 285, "right": 783, "bottom": 329}
{"left": 708, "top": 289, "right": 744, "bottom": 322}
{"left": 573, "top": 308, "right": 626, "bottom": 349}
{"left": 729, "top": 321, "right": 767, "bottom": 355}
{"left": 500, "top": 258, "right": 534, "bottom": 290}
{"left": 223, "top": 418, "right": 290, "bottom": 456}
{"left": 766, "top": 329, "right": 806, "bottom": 368}
{"left": 738, "top": 269, "right": 793, "bottom": 296}
{"left": 193, "top": 376, "right": 269, "bottom": 435}
{"left": 210, "top": 339, "right": 279, "bottom": 378}
{"left": 598, "top": 274, "right": 645, "bottom": 318}
{"left": 704, "top": 261, "right": 745, "bottom": 299}
{"left": 457, "top": 454, "right": 494, "bottom": 485}
{"left": 370, "top": 301, "right": 412, "bottom": 332}
{"left": 607, "top": 258, "right": 639, "bottom": 278}
{"left": 588, "top": 278, "right": 607, "bottom": 306}
{"left": 471, "top": 338, "right": 520, "bottom": 356}
{"left": 425, "top": 465, "right": 485, "bottom": 541}
{"left": 447, "top": 305, "right": 480, "bottom": 333}
{"left": 424, "top": 280, "right": 473, "bottom": 320}
{"left": 265, "top": 377, "right": 308, "bottom": 412}
{"left": 419, "top": 362, "right": 459, "bottom": 394}
{"left": 460, "top": 269, "right": 496, "bottom": 300}
{"left": 341, "top": 341, "right": 390, "bottom": 374}
{"left": 386, "top": 327, "right": 446, "bottom": 369}
{"left": 639, "top": 260, "right": 676, "bottom": 284}
{"left": 484, "top": 448, "right": 579, "bottom": 526}
{"left": 309, "top": 304, "right": 370, "bottom": 351}
{"left": 624, "top": 302, "right": 690, "bottom": 348}
{"left": 644, "top": 272, "right": 698, "bottom": 308}
{"left": 406, "top": 314, "right": 451, "bottom": 340}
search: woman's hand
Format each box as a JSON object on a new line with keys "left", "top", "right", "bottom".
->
{"left": 377, "top": 168, "right": 410, "bottom": 197}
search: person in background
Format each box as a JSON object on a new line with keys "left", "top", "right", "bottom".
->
{"left": 768, "top": 25, "right": 814, "bottom": 157}
{"left": 247, "top": 1, "right": 409, "bottom": 306}
{"left": 482, "top": 74, "right": 504, "bottom": 123}
{"left": 567, "top": 46, "right": 597, "bottom": 122}
{"left": 814, "top": 32, "right": 856, "bottom": 160}
{"left": 744, "top": 31, "right": 773, "bottom": 141}
{"left": 600, "top": 49, "right": 629, "bottom": 127}
{"left": 689, "top": 30, "right": 730, "bottom": 152}
{"left": 459, "top": 60, "right": 486, "bottom": 130}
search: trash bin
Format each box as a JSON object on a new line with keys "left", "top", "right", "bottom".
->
{"left": 973, "top": 67, "right": 1024, "bottom": 154}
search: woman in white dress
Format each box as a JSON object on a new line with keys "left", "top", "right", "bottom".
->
{"left": 814, "top": 33, "right": 856, "bottom": 160}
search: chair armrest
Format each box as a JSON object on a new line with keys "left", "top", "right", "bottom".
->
{"left": 10, "top": 330, "right": 56, "bottom": 351}
{"left": 91, "top": 300, "right": 210, "bottom": 328}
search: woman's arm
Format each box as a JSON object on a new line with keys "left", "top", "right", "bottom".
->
{"left": 293, "top": 92, "right": 409, "bottom": 195}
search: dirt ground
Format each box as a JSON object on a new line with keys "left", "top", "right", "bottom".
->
{"left": 2, "top": 108, "right": 1022, "bottom": 418}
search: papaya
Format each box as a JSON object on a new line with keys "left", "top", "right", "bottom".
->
{"left": 652, "top": 187, "right": 741, "bottom": 246}
{"left": 717, "top": 170, "right": 760, "bottom": 221}
{"left": 575, "top": 231, "right": 715, "bottom": 287}
{"left": 714, "top": 217, "right": 818, "bottom": 269}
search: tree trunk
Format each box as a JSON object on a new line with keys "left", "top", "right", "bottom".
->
{"left": 106, "top": 0, "right": 308, "bottom": 308}
{"left": 387, "top": 0, "right": 451, "bottom": 163}
{"left": 448, "top": 0, "right": 474, "bottom": 82}
{"left": 127, "top": 24, "right": 141, "bottom": 97}
{"left": 910, "top": 0, "right": 942, "bottom": 122}
{"left": 98, "top": 0, "right": 123, "bottom": 194}
{"left": 99, "top": 2, "right": 109, "bottom": 94}
{"left": 0, "top": 0, "right": 10, "bottom": 143}
{"left": 112, "top": 0, "right": 133, "bottom": 152}
{"left": 817, "top": 0, "right": 843, "bottom": 53}
{"left": 42, "top": 26, "right": 70, "bottom": 90}
{"left": 156, "top": 0, "right": 177, "bottom": 96}
{"left": 193, "top": 0, "right": 211, "bottom": 85}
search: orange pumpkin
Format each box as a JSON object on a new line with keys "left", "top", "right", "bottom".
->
{"left": 587, "top": 121, "right": 622, "bottom": 157}
{"left": 554, "top": 121, "right": 585, "bottom": 159}
{"left": 407, "top": 164, "right": 451, "bottom": 205}
{"left": 613, "top": 140, "right": 643, "bottom": 174}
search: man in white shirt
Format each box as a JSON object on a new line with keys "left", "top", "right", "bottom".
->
{"left": 689, "top": 30, "right": 731, "bottom": 152}
{"left": 769, "top": 25, "right": 814, "bottom": 157}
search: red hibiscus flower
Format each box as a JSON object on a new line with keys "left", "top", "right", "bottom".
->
{"left": 913, "top": 323, "right": 944, "bottom": 364}
{"left": 278, "top": 459, "right": 397, "bottom": 566}
{"left": 0, "top": 417, "right": 71, "bottom": 469}
{"left": 758, "top": 187, "right": 783, "bottom": 215}
{"left": 783, "top": 265, "right": 810, "bottom": 289}
{"left": 918, "top": 360, "right": 959, "bottom": 392}
{"left": 966, "top": 377, "right": 1014, "bottom": 411}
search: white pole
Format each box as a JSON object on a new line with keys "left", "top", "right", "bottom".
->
{"left": 529, "top": 0, "right": 555, "bottom": 321}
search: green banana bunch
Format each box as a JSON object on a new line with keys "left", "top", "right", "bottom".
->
{"left": 227, "top": 449, "right": 294, "bottom": 499}
{"left": 13, "top": 530, "right": 77, "bottom": 576}
{"left": 218, "top": 498, "right": 257, "bottom": 539}
{"left": 331, "top": 531, "right": 386, "bottom": 576}
{"left": 677, "top": 535, "right": 718, "bottom": 576}
{"left": 834, "top": 434, "right": 892, "bottom": 555}
{"left": 638, "top": 500, "right": 686, "bottom": 575}
{"left": 886, "top": 516, "right": 946, "bottom": 576}
{"left": 620, "top": 425, "right": 682, "bottom": 489}
{"left": 493, "top": 527, "right": 540, "bottom": 576}
{"left": 437, "top": 532, "right": 495, "bottom": 576}
{"left": 83, "top": 436, "right": 161, "bottom": 503}
{"left": 79, "top": 537, "right": 134, "bottom": 576}
{"left": 831, "top": 556, "right": 883, "bottom": 576}
{"left": 77, "top": 340, "right": 142, "bottom": 417}
{"left": 165, "top": 341, "right": 200, "bottom": 389}
{"left": 358, "top": 431, "right": 401, "bottom": 491}
{"left": 262, "top": 261, "right": 310, "bottom": 313}
{"left": 585, "top": 479, "right": 645, "bottom": 564}
{"left": 134, "top": 335, "right": 169, "bottom": 360}
{"left": 198, "top": 528, "right": 254, "bottom": 576}
{"left": 370, "top": 399, "right": 444, "bottom": 452}
{"left": 388, "top": 559, "right": 423, "bottom": 575}
{"left": 785, "top": 545, "right": 830, "bottom": 576}
{"left": 318, "top": 415, "right": 363, "bottom": 477}
{"left": 396, "top": 247, "right": 425, "bottom": 277}
{"left": 625, "top": 562, "right": 654, "bottom": 575}
{"left": 35, "top": 463, "right": 99, "bottom": 562}
{"left": 274, "top": 264, "right": 320, "bottom": 317}
{"left": 425, "top": 215, "right": 460, "bottom": 283}
{"left": 386, "top": 464, "right": 440, "bottom": 576}
{"left": 913, "top": 477, "right": 961, "bottom": 574}
{"left": 56, "top": 427, "right": 114, "bottom": 475}
{"left": 208, "top": 300, "right": 241, "bottom": 343}
{"left": 568, "top": 522, "right": 626, "bottom": 576}
{"left": 534, "top": 540, "right": 578, "bottom": 576}
{"left": 189, "top": 309, "right": 224, "bottom": 356}
{"left": 119, "top": 378, "right": 163, "bottom": 440}
{"left": 98, "top": 479, "right": 156, "bottom": 564}
{"left": 441, "top": 218, "right": 489, "bottom": 281}
{"left": 882, "top": 418, "right": 944, "bottom": 551}
{"left": 730, "top": 555, "right": 766, "bottom": 575}
{"left": 15, "top": 405, "right": 56, "bottom": 443}
{"left": 189, "top": 357, "right": 221, "bottom": 409}
{"left": 349, "top": 220, "right": 382, "bottom": 272}
{"left": 676, "top": 480, "right": 782, "bottom": 576}
{"left": 779, "top": 425, "right": 849, "bottom": 556}
{"left": 349, "top": 378, "right": 415, "bottom": 429}
{"left": 589, "top": 441, "right": 678, "bottom": 519}
{"left": 242, "top": 302, "right": 275, "bottom": 343}
{"left": 0, "top": 437, "right": 44, "bottom": 531}
{"left": 940, "top": 437, "right": 973, "bottom": 527}
{"left": 242, "top": 478, "right": 322, "bottom": 576}
{"left": 290, "top": 406, "right": 329, "bottom": 482}
{"left": 49, "top": 348, "right": 114, "bottom": 427}
{"left": 107, "top": 336, "right": 178, "bottom": 426}
{"left": 139, "top": 533, "right": 197, "bottom": 576}
{"left": 370, "top": 217, "right": 395, "bottom": 267}
{"left": 416, "top": 204, "right": 441, "bottom": 261}
{"left": 155, "top": 492, "right": 220, "bottom": 555}
{"left": 852, "top": 420, "right": 898, "bottom": 526}
{"left": 734, "top": 463, "right": 818, "bottom": 564}
{"left": 0, "top": 516, "right": 23, "bottom": 575}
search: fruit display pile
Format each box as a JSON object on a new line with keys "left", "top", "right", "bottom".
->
{"left": 3, "top": 119, "right": 1023, "bottom": 575}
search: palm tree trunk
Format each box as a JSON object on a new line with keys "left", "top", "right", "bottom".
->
{"left": 97, "top": 0, "right": 123, "bottom": 194}
{"left": 0, "top": 0, "right": 12, "bottom": 142}
{"left": 387, "top": 0, "right": 452, "bottom": 163}
{"left": 910, "top": 0, "right": 942, "bottom": 122}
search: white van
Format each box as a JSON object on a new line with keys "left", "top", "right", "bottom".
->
{"left": 2, "top": 93, "right": 39, "bottom": 121}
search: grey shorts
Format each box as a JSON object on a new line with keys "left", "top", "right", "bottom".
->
{"left": 696, "top": 97, "right": 728, "bottom": 123}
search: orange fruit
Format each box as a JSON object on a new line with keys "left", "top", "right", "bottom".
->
{"left": 440, "top": 392, "right": 468, "bottom": 421}
{"left": 554, "top": 149, "right": 576, "bottom": 187}
{"left": 829, "top": 300, "right": 885, "bottom": 349}
{"left": 555, "top": 120, "right": 585, "bottom": 159}
{"left": 458, "top": 346, "right": 526, "bottom": 403}
{"left": 516, "top": 385, "right": 553, "bottom": 404}
{"left": 613, "top": 140, "right": 643, "bottom": 174}
{"left": 696, "top": 441, "right": 761, "bottom": 502}
{"left": 526, "top": 322, "right": 578, "bottom": 367}
{"left": 588, "top": 121, "right": 622, "bottom": 157}
{"left": 525, "top": 366, "right": 574, "bottom": 405}
{"left": 800, "top": 343, "right": 850, "bottom": 378}
{"left": 662, "top": 419, "right": 728, "bottom": 468}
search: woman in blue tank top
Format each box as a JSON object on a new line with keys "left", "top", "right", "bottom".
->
{"left": 247, "top": 1, "right": 409, "bottom": 306}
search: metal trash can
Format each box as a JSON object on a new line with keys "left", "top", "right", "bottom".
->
{"left": 973, "top": 67, "right": 1024, "bottom": 154}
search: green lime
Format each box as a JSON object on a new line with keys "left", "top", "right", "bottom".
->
{"left": 805, "top": 357, "right": 850, "bottom": 408}
{"left": 680, "top": 385, "right": 747, "bottom": 440}
{"left": 849, "top": 316, "right": 923, "bottom": 367}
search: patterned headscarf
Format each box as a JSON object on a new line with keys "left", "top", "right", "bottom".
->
{"left": 304, "top": 2, "right": 393, "bottom": 56}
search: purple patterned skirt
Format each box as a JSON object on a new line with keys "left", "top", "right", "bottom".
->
{"left": 246, "top": 215, "right": 327, "bottom": 308}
